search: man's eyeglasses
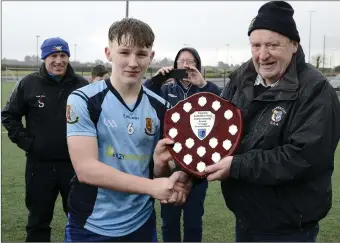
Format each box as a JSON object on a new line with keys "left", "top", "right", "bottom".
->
{"left": 176, "top": 59, "right": 196, "bottom": 65}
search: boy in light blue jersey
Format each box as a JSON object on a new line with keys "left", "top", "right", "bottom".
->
{"left": 65, "top": 18, "right": 192, "bottom": 242}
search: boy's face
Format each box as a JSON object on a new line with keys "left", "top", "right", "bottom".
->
{"left": 105, "top": 35, "right": 154, "bottom": 85}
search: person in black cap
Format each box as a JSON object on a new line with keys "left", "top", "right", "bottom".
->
{"left": 1, "top": 37, "right": 88, "bottom": 242}
{"left": 144, "top": 47, "right": 220, "bottom": 242}
{"left": 203, "top": 1, "right": 340, "bottom": 242}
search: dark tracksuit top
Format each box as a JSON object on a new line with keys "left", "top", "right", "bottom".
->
{"left": 144, "top": 78, "right": 221, "bottom": 107}
{"left": 144, "top": 46, "right": 221, "bottom": 104}
{"left": 220, "top": 44, "right": 340, "bottom": 233}
{"left": 1, "top": 63, "right": 89, "bottom": 162}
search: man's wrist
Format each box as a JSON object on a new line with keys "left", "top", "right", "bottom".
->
{"left": 154, "top": 160, "right": 172, "bottom": 177}
{"left": 198, "top": 80, "right": 207, "bottom": 88}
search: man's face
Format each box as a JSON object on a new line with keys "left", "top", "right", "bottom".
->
{"left": 250, "top": 29, "right": 298, "bottom": 84}
{"left": 176, "top": 51, "right": 196, "bottom": 69}
{"left": 91, "top": 73, "right": 110, "bottom": 82}
{"left": 44, "top": 52, "right": 69, "bottom": 76}
{"left": 105, "top": 35, "right": 154, "bottom": 86}
{"left": 176, "top": 51, "right": 197, "bottom": 84}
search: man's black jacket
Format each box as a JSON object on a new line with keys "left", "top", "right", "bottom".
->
{"left": 220, "top": 45, "right": 340, "bottom": 233}
{"left": 1, "top": 63, "right": 88, "bottom": 162}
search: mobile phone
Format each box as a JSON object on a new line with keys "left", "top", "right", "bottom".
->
{"left": 151, "top": 69, "right": 188, "bottom": 85}
{"left": 167, "top": 69, "right": 188, "bottom": 80}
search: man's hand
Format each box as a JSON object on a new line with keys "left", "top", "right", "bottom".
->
{"left": 154, "top": 66, "right": 175, "bottom": 84}
{"left": 183, "top": 65, "right": 206, "bottom": 88}
{"left": 153, "top": 138, "right": 174, "bottom": 166}
{"left": 153, "top": 139, "right": 193, "bottom": 205}
{"left": 204, "top": 156, "right": 233, "bottom": 181}
{"left": 154, "top": 66, "right": 174, "bottom": 76}
{"left": 149, "top": 171, "right": 183, "bottom": 201}
{"left": 161, "top": 171, "right": 193, "bottom": 206}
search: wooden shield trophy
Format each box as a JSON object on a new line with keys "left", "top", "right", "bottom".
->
{"left": 164, "top": 92, "right": 243, "bottom": 178}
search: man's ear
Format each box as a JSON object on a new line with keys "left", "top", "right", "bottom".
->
{"left": 292, "top": 41, "right": 298, "bottom": 54}
{"left": 150, "top": 51, "right": 155, "bottom": 65}
{"left": 105, "top": 47, "right": 112, "bottom": 61}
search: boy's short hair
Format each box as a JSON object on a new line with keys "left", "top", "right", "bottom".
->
{"left": 91, "top": 65, "right": 109, "bottom": 79}
{"left": 108, "top": 18, "right": 155, "bottom": 48}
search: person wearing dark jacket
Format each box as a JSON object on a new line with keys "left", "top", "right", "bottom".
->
{"left": 144, "top": 47, "right": 221, "bottom": 106}
{"left": 144, "top": 47, "right": 220, "bottom": 242}
{"left": 204, "top": 1, "right": 340, "bottom": 242}
{"left": 1, "top": 37, "right": 88, "bottom": 242}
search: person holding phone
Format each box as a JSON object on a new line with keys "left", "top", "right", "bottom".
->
{"left": 144, "top": 47, "right": 220, "bottom": 242}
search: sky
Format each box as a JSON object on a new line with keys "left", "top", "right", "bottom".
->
{"left": 2, "top": 1, "right": 340, "bottom": 67}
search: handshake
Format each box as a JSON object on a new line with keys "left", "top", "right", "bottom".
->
{"left": 149, "top": 132, "right": 235, "bottom": 206}
{"left": 150, "top": 170, "right": 193, "bottom": 206}
{"left": 150, "top": 138, "right": 194, "bottom": 206}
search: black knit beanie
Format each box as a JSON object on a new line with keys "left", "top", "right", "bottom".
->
{"left": 248, "top": 1, "right": 300, "bottom": 42}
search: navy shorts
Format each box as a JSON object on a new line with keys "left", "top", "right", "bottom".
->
{"left": 65, "top": 210, "right": 156, "bottom": 242}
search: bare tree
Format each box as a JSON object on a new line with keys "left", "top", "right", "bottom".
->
{"left": 218, "top": 61, "right": 230, "bottom": 70}
{"left": 31, "top": 55, "right": 39, "bottom": 62}
{"left": 312, "top": 54, "right": 327, "bottom": 69}
{"left": 94, "top": 59, "right": 104, "bottom": 65}
{"left": 24, "top": 55, "right": 32, "bottom": 62}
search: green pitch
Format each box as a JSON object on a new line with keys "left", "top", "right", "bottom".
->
{"left": 1, "top": 81, "right": 339, "bottom": 241}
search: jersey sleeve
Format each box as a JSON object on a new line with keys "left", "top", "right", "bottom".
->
{"left": 66, "top": 91, "right": 97, "bottom": 137}
{"left": 159, "top": 100, "right": 171, "bottom": 139}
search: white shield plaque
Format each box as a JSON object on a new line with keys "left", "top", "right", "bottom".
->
{"left": 190, "top": 111, "right": 215, "bottom": 140}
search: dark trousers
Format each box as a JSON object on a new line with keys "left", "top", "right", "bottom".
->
{"left": 25, "top": 156, "right": 75, "bottom": 242}
{"left": 65, "top": 210, "right": 156, "bottom": 242}
{"left": 235, "top": 220, "right": 319, "bottom": 242}
{"left": 152, "top": 217, "right": 158, "bottom": 242}
{"left": 161, "top": 180, "right": 208, "bottom": 242}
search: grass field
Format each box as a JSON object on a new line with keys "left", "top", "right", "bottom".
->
{"left": 1, "top": 81, "right": 340, "bottom": 242}
{"left": 1, "top": 69, "right": 92, "bottom": 78}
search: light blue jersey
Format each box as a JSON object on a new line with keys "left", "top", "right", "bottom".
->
{"left": 66, "top": 79, "right": 170, "bottom": 237}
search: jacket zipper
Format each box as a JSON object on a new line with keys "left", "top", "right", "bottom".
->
{"left": 179, "top": 84, "right": 192, "bottom": 99}
{"left": 57, "top": 89, "right": 64, "bottom": 100}
{"left": 58, "top": 81, "right": 76, "bottom": 100}
{"left": 56, "top": 82, "right": 74, "bottom": 118}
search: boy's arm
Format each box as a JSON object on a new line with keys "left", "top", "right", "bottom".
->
{"left": 68, "top": 135, "right": 159, "bottom": 195}
{"left": 66, "top": 91, "right": 177, "bottom": 201}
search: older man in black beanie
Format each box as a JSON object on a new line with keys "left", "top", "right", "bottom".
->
{"left": 204, "top": 1, "right": 340, "bottom": 242}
